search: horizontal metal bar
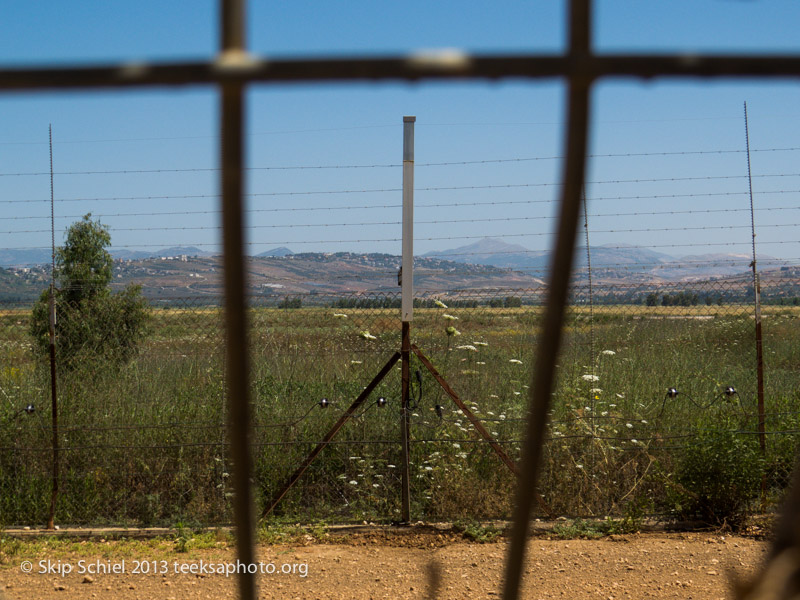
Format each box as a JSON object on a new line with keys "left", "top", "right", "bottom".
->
{"left": 1, "top": 53, "right": 800, "bottom": 92}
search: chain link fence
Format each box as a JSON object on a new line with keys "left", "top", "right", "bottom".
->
{"left": 1, "top": 278, "right": 799, "bottom": 526}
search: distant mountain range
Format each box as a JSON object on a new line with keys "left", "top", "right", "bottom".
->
{"left": 1, "top": 240, "right": 795, "bottom": 304}
{"left": 256, "top": 247, "right": 294, "bottom": 258}
{"left": 424, "top": 238, "right": 790, "bottom": 283}
{"left": 0, "top": 246, "right": 214, "bottom": 267}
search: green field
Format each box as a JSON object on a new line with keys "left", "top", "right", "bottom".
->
{"left": 1, "top": 299, "right": 799, "bottom": 527}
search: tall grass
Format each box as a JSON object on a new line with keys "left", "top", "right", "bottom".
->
{"left": 1, "top": 299, "right": 798, "bottom": 526}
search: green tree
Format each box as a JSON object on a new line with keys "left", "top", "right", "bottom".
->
{"left": 30, "top": 214, "right": 149, "bottom": 368}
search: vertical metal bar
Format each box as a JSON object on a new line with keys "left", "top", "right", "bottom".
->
{"left": 744, "top": 102, "right": 766, "bottom": 458}
{"left": 221, "top": 0, "right": 246, "bottom": 51}
{"left": 400, "top": 321, "right": 412, "bottom": 523}
{"left": 219, "top": 2, "right": 256, "bottom": 600}
{"left": 399, "top": 116, "right": 415, "bottom": 523}
{"left": 47, "top": 124, "right": 59, "bottom": 530}
{"left": 401, "top": 116, "right": 415, "bottom": 322}
{"left": 502, "top": 1, "right": 592, "bottom": 599}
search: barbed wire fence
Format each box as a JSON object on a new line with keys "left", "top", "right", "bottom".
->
{"left": 2, "top": 282, "right": 800, "bottom": 525}
{"left": 1, "top": 135, "right": 800, "bottom": 526}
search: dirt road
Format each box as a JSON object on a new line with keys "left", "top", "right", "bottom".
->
{"left": 0, "top": 531, "right": 767, "bottom": 600}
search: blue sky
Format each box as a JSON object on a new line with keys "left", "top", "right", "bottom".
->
{"left": 1, "top": 1, "right": 799, "bottom": 266}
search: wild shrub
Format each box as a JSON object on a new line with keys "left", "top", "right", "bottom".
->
{"left": 672, "top": 428, "right": 763, "bottom": 527}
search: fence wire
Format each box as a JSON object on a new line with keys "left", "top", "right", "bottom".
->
{"left": 2, "top": 278, "right": 798, "bottom": 525}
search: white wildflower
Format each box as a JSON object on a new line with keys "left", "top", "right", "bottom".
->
{"left": 434, "top": 299, "right": 448, "bottom": 308}
{"left": 473, "top": 341, "right": 489, "bottom": 347}
{"left": 509, "top": 359, "right": 523, "bottom": 364}
{"left": 601, "top": 350, "right": 616, "bottom": 356}
{"left": 456, "top": 345, "right": 479, "bottom": 352}
{"left": 443, "top": 313, "right": 458, "bottom": 321}
{"left": 359, "top": 330, "right": 377, "bottom": 340}
{"left": 349, "top": 480, "right": 358, "bottom": 485}
{"left": 333, "top": 313, "right": 348, "bottom": 318}
{"left": 582, "top": 374, "right": 600, "bottom": 382}
{"left": 626, "top": 423, "right": 633, "bottom": 429}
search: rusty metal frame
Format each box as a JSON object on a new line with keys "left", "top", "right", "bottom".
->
{"left": 4, "top": 0, "right": 800, "bottom": 598}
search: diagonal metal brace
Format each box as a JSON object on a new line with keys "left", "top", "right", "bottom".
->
{"left": 261, "top": 351, "right": 401, "bottom": 519}
{"left": 411, "top": 345, "right": 556, "bottom": 520}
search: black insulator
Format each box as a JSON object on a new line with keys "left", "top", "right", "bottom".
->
{"left": 319, "top": 398, "right": 329, "bottom": 408}
{"left": 435, "top": 404, "right": 444, "bottom": 418}
{"left": 666, "top": 387, "right": 679, "bottom": 399}
{"left": 24, "top": 404, "right": 35, "bottom": 414}
{"left": 376, "top": 397, "right": 387, "bottom": 408}
{"left": 724, "top": 386, "right": 737, "bottom": 397}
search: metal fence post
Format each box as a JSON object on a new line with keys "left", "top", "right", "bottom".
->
{"left": 400, "top": 116, "right": 415, "bottom": 523}
{"left": 47, "top": 125, "right": 59, "bottom": 530}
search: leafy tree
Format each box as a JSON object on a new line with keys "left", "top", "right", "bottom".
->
{"left": 30, "top": 214, "right": 149, "bottom": 368}
{"left": 277, "top": 296, "right": 302, "bottom": 309}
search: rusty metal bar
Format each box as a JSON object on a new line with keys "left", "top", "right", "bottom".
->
{"left": 502, "top": 1, "right": 592, "bottom": 599}
{"left": 218, "top": 2, "right": 256, "bottom": 600}
{"left": 400, "top": 324, "right": 412, "bottom": 523}
{"left": 2, "top": 54, "right": 800, "bottom": 92}
{"left": 744, "top": 103, "right": 767, "bottom": 459}
{"left": 221, "top": 0, "right": 246, "bottom": 51}
{"left": 262, "top": 352, "right": 401, "bottom": 518}
{"left": 46, "top": 125, "right": 59, "bottom": 530}
{"left": 411, "top": 345, "right": 557, "bottom": 520}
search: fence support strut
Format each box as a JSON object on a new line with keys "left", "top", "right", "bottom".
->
{"left": 411, "top": 345, "right": 556, "bottom": 519}
{"left": 262, "top": 352, "right": 401, "bottom": 518}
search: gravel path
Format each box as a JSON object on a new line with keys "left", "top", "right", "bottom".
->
{"left": 0, "top": 531, "right": 767, "bottom": 600}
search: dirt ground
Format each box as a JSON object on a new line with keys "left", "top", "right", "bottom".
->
{"left": 0, "top": 529, "right": 768, "bottom": 600}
